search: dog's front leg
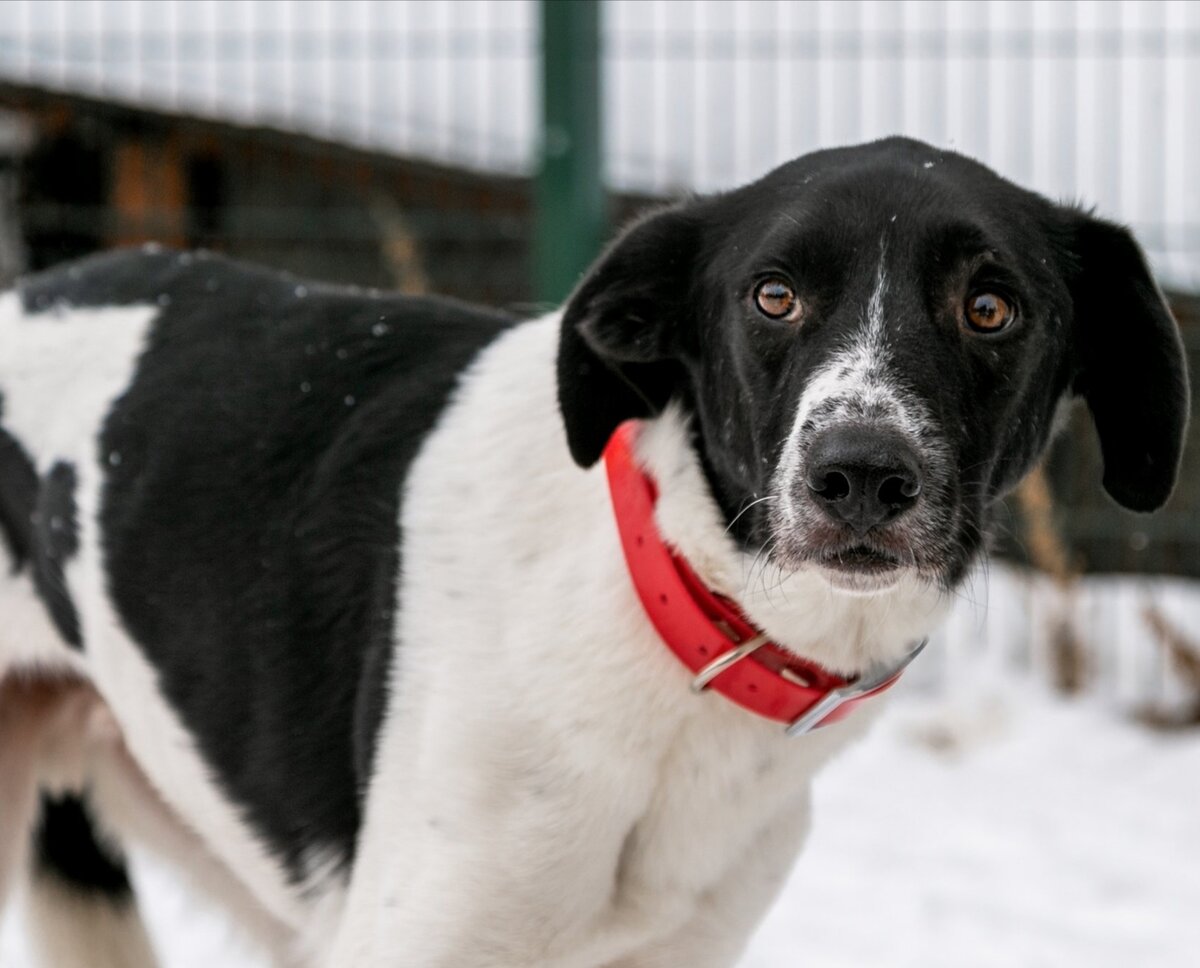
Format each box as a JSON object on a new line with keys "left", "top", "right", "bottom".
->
{"left": 603, "top": 793, "right": 814, "bottom": 968}
{"left": 327, "top": 770, "right": 812, "bottom": 968}
{"left": 323, "top": 706, "right": 668, "bottom": 968}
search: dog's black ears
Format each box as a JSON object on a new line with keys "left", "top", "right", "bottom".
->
{"left": 1067, "top": 213, "right": 1190, "bottom": 512}
{"left": 556, "top": 205, "right": 699, "bottom": 467}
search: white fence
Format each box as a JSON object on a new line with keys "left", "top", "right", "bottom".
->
{"left": 918, "top": 564, "right": 1200, "bottom": 712}
{"left": 0, "top": 0, "right": 1196, "bottom": 288}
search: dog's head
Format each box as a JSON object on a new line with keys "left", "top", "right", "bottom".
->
{"left": 557, "top": 137, "right": 1189, "bottom": 593}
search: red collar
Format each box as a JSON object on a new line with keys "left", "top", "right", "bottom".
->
{"left": 603, "top": 421, "right": 925, "bottom": 736}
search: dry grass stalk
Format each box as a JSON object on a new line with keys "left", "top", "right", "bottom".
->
{"left": 1136, "top": 604, "right": 1200, "bottom": 731}
{"left": 1015, "top": 464, "right": 1075, "bottom": 585}
{"left": 1015, "top": 464, "right": 1088, "bottom": 694}
{"left": 371, "top": 194, "right": 430, "bottom": 295}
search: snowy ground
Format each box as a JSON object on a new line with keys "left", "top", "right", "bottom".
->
{"left": 746, "top": 677, "right": 1200, "bottom": 968}
{"left": 4, "top": 671, "right": 1197, "bottom": 967}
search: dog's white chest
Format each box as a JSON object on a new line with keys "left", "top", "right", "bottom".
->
{"left": 323, "top": 317, "right": 879, "bottom": 967}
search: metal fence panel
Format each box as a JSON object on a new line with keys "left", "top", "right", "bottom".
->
{"left": 0, "top": 0, "right": 1196, "bottom": 284}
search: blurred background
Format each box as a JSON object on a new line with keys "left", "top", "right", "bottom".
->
{"left": 0, "top": 1, "right": 1197, "bottom": 966}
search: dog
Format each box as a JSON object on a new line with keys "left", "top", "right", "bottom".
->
{"left": 0, "top": 136, "right": 1188, "bottom": 967}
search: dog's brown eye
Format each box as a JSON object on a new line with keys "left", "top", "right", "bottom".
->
{"left": 754, "top": 279, "right": 801, "bottom": 321}
{"left": 964, "top": 292, "right": 1014, "bottom": 333}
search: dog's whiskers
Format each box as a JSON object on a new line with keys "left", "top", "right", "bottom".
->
{"left": 725, "top": 495, "right": 776, "bottom": 536}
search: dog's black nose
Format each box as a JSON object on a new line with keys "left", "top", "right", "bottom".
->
{"left": 804, "top": 427, "right": 923, "bottom": 534}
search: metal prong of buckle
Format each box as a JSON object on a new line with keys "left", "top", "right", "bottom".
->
{"left": 690, "top": 634, "right": 769, "bottom": 694}
{"left": 784, "top": 637, "right": 929, "bottom": 737}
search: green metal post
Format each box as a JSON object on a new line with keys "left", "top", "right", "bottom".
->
{"left": 535, "top": 0, "right": 605, "bottom": 305}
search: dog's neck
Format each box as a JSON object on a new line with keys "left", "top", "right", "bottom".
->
{"left": 632, "top": 402, "right": 948, "bottom": 676}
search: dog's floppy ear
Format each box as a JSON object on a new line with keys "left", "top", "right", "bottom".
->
{"left": 556, "top": 205, "right": 699, "bottom": 467}
{"left": 1067, "top": 213, "right": 1190, "bottom": 512}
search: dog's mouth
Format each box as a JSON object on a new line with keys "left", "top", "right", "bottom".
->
{"left": 806, "top": 541, "right": 911, "bottom": 593}
{"left": 816, "top": 543, "right": 904, "bottom": 575}
{"left": 765, "top": 523, "right": 920, "bottom": 591}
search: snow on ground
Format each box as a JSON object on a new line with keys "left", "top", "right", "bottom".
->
{"left": 746, "top": 677, "right": 1200, "bottom": 968}
{"left": 3, "top": 676, "right": 1198, "bottom": 967}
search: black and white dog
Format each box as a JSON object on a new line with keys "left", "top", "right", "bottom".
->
{"left": 0, "top": 137, "right": 1188, "bottom": 967}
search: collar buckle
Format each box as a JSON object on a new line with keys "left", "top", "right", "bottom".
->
{"left": 691, "top": 633, "right": 929, "bottom": 737}
{"left": 785, "top": 638, "right": 929, "bottom": 736}
{"left": 689, "top": 634, "right": 770, "bottom": 693}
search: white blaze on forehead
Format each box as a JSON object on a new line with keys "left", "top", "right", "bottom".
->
{"left": 866, "top": 251, "right": 888, "bottom": 343}
{"left": 774, "top": 249, "right": 906, "bottom": 507}
{"left": 791, "top": 251, "right": 892, "bottom": 433}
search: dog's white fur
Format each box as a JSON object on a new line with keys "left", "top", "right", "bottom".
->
{"left": 0, "top": 675, "right": 157, "bottom": 968}
{"left": 0, "top": 296, "right": 947, "bottom": 966}
{"left": 23, "top": 877, "right": 158, "bottom": 968}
